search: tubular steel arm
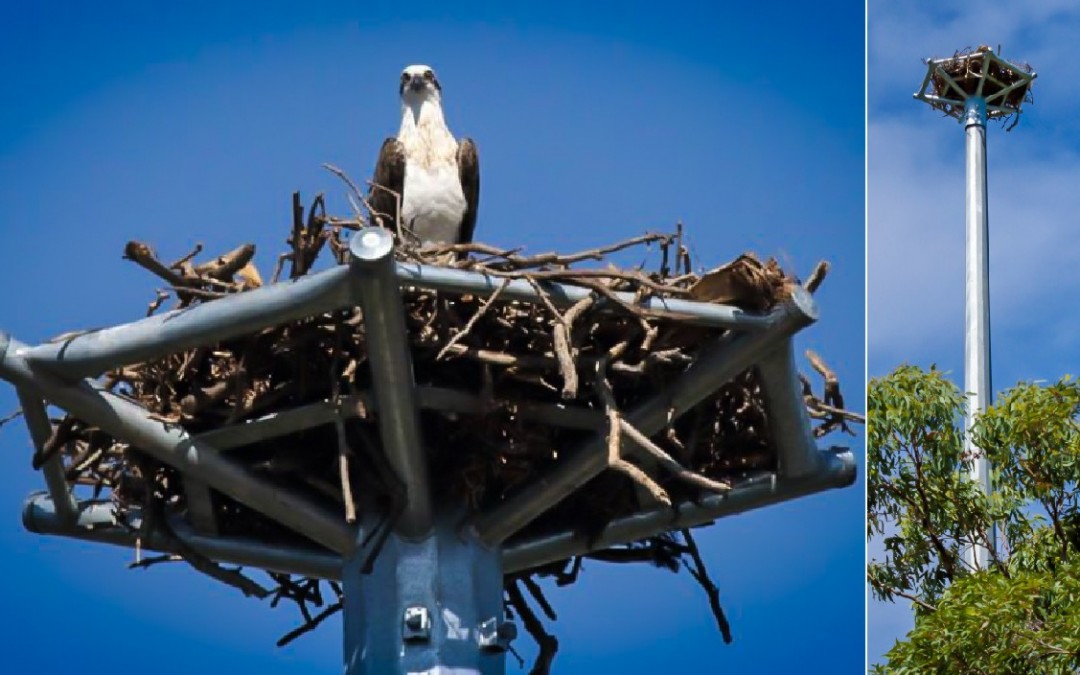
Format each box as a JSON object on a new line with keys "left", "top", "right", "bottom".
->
{"left": 23, "top": 446, "right": 853, "bottom": 579}
{"left": 0, "top": 333, "right": 355, "bottom": 555}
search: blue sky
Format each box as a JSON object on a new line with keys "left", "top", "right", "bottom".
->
{"left": 868, "top": 0, "right": 1080, "bottom": 665}
{"left": 0, "top": 2, "right": 864, "bottom": 672}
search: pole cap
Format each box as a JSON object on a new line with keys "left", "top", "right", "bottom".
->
{"left": 349, "top": 227, "right": 395, "bottom": 264}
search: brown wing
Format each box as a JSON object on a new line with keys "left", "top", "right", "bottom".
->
{"left": 457, "top": 138, "right": 480, "bottom": 244}
{"left": 368, "top": 138, "right": 405, "bottom": 232}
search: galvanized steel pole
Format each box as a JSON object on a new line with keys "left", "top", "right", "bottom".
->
{"left": 964, "top": 96, "right": 993, "bottom": 570}
{"left": 342, "top": 519, "right": 509, "bottom": 675}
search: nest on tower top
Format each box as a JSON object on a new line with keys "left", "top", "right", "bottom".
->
{"left": 926, "top": 45, "right": 1034, "bottom": 119}
{"left": 32, "top": 187, "right": 860, "bottom": 670}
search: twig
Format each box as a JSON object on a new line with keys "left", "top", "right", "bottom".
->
{"left": 804, "top": 260, "right": 830, "bottom": 293}
{"left": 276, "top": 601, "right": 343, "bottom": 647}
{"left": 332, "top": 331, "right": 358, "bottom": 524}
{"left": 32, "top": 416, "right": 76, "bottom": 470}
{"left": 123, "top": 242, "right": 189, "bottom": 287}
{"left": 506, "top": 580, "right": 558, "bottom": 675}
{"left": 0, "top": 407, "right": 23, "bottom": 430}
{"left": 594, "top": 361, "right": 670, "bottom": 506}
{"left": 521, "top": 575, "right": 557, "bottom": 621}
{"left": 436, "top": 279, "right": 511, "bottom": 361}
{"left": 680, "top": 529, "right": 732, "bottom": 643}
{"left": 619, "top": 420, "right": 731, "bottom": 494}
{"left": 436, "top": 232, "right": 673, "bottom": 268}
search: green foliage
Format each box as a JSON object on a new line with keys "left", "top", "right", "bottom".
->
{"left": 869, "top": 366, "right": 1080, "bottom": 673}
{"left": 882, "top": 560, "right": 1080, "bottom": 674}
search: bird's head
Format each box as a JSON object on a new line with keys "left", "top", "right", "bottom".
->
{"left": 399, "top": 64, "right": 442, "bottom": 104}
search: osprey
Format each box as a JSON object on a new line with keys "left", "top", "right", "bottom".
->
{"left": 369, "top": 65, "right": 479, "bottom": 246}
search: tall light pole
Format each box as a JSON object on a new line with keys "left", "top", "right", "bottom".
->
{"left": 914, "top": 47, "right": 1035, "bottom": 571}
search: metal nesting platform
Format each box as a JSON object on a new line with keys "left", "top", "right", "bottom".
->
{"left": 2, "top": 227, "right": 854, "bottom": 674}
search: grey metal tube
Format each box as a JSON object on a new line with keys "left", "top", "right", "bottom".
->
{"left": 16, "top": 389, "right": 78, "bottom": 522}
{"left": 349, "top": 229, "right": 432, "bottom": 539}
{"left": 0, "top": 334, "right": 354, "bottom": 555}
{"left": 23, "top": 449, "right": 855, "bottom": 581}
{"left": 756, "top": 341, "right": 820, "bottom": 478}
{"left": 23, "top": 493, "right": 341, "bottom": 580}
{"left": 502, "top": 448, "right": 855, "bottom": 574}
{"left": 964, "top": 96, "right": 993, "bottom": 571}
{"left": 396, "top": 261, "right": 780, "bottom": 331}
{"left": 194, "top": 388, "right": 605, "bottom": 452}
{"left": 21, "top": 252, "right": 785, "bottom": 383}
{"left": 22, "top": 265, "right": 352, "bottom": 380}
{"left": 471, "top": 287, "right": 819, "bottom": 546}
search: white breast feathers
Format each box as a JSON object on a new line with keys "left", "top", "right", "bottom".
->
{"left": 398, "top": 109, "right": 467, "bottom": 245}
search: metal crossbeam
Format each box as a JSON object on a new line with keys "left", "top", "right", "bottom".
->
{"left": 23, "top": 446, "right": 853, "bottom": 579}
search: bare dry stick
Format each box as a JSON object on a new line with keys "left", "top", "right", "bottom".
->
{"left": 680, "top": 528, "right": 733, "bottom": 643}
{"left": 333, "top": 411, "right": 357, "bottom": 524}
{"left": 619, "top": 420, "right": 731, "bottom": 494}
{"left": 521, "top": 575, "right": 558, "bottom": 621}
{"left": 32, "top": 416, "right": 76, "bottom": 470}
{"left": 0, "top": 407, "right": 23, "bottom": 430}
{"left": 166, "top": 286, "right": 227, "bottom": 299}
{"left": 506, "top": 580, "right": 559, "bottom": 675}
{"left": 277, "top": 601, "right": 343, "bottom": 647}
{"left": 436, "top": 232, "right": 673, "bottom": 268}
{"left": 123, "top": 242, "right": 189, "bottom": 287}
{"left": 195, "top": 244, "right": 256, "bottom": 281}
{"left": 436, "top": 279, "right": 511, "bottom": 361}
{"left": 146, "top": 289, "right": 170, "bottom": 316}
{"left": 804, "top": 260, "right": 830, "bottom": 293}
{"left": 522, "top": 276, "right": 580, "bottom": 399}
{"left": 554, "top": 294, "right": 598, "bottom": 398}
{"left": 365, "top": 180, "right": 402, "bottom": 236}
{"left": 805, "top": 350, "right": 840, "bottom": 402}
{"left": 808, "top": 402, "right": 865, "bottom": 424}
{"left": 322, "top": 164, "right": 367, "bottom": 209}
{"left": 595, "top": 361, "right": 670, "bottom": 506}
{"left": 168, "top": 242, "right": 204, "bottom": 270}
{"left": 485, "top": 267, "right": 688, "bottom": 296}
{"left": 332, "top": 331, "right": 358, "bottom": 524}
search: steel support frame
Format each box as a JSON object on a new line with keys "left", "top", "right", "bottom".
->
{"left": 23, "top": 446, "right": 853, "bottom": 579}
{"left": 468, "top": 287, "right": 820, "bottom": 546}
{"left": 1, "top": 227, "right": 853, "bottom": 673}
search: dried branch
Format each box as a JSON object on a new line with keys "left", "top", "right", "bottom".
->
{"left": 507, "top": 579, "right": 559, "bottom": 675}
{"left": 680, "top": 529, "right": 733, "bottom": 644}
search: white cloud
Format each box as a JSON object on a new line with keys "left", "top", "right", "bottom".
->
{"left": 870, "top": 116, "right": 1080, "bottom": 360}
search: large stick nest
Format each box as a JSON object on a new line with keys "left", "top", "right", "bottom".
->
{"left": 34, "top": 188, "right": 860, "bottom": 670}
{"left": 926, "top": 45, "right": 1034, "bottom": 121}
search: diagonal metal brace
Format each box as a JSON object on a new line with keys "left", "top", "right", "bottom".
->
{"left": 469, "top": 287, "right": 819, "bottom": 546}
{"left": 0, "top": 333, "right": 355, "bottom": 555}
